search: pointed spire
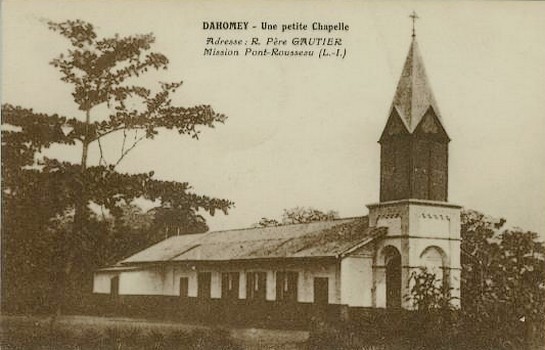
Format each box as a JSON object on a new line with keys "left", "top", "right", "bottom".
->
{"left": 390, "top": 36, "right": 442, "bottom": 132}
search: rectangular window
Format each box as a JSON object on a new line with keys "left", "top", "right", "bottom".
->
{"left": 221, "top": 272, "right": 240, "bottom": 300}
{"left": 313, "top": 277, "right": 329, "bottom": 304}
{"left": 197, "top": 272, "right": 211, "bottom": 299}
{"left": 246, "top": 271, "right": 266, "bottom": 300}
{"left": 276, "top": 271, "right": 298, "bottom": 302}
{"left": 179, "top": 277, "right": 189, "bottom": 298}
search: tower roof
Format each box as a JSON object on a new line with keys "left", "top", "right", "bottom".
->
{"left": 390, "top": 37, "right": 442, "bottom": 132}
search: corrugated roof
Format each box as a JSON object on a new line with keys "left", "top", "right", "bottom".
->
{"left": 120, "top": 217, "right": 386, "bottom": 265}
{"left": 391, "top": 37, "right": 443, "bottom": 132}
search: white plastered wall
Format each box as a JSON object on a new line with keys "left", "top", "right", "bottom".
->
{"left": 119, "top": 268, "right": 166, "bottom": 295}
{"left": 340, "top": 255, "right": 374, "bottom": 307}
{"left": 93, "top": 272, "right": 117, "bottom": 294}
{"left": 93, "top": 261, "right": 342, "bottom": 304}
{"left": 406, "top": 203, "right": 461, "bottom": 307}
{"left": 295, "top": 263, "right": 339, "bottom": 304}
{"left": 368, "top": 200, "right": 462, "bottom": 309}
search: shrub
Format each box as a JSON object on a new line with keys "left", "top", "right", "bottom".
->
{"left": 307, "top": 309, "right": 535, "bottom": 350}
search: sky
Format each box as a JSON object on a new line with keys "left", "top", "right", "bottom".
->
{"left": 2, "top": 1, "right": 545, "bottom": 235}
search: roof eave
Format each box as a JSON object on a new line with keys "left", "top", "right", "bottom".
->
{"left": 115, "top": 255, "right": 340, "bottom": 268}
{"left": 337, "top": 228, "right": 388, "bottom": 258}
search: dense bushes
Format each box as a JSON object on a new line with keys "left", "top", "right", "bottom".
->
{"left": 308, "top": 310, "right": 535, "bottom": 350}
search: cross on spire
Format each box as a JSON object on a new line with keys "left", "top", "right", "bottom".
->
{"left": 409, "top": 11, "right": 419, "bottom": 38}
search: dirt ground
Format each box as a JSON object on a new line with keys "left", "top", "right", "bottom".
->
{"left": 1, "top": 315, "right": 309, "bottom": 350}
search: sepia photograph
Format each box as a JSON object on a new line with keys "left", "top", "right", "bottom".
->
{"left": 2, "top": 1, "right": 545, "bottom": 349}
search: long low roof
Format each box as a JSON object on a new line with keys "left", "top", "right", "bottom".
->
{"left": 119, "top": 216, "right": 387, "bottom": 265}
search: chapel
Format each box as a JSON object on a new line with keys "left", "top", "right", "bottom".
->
{"left": 93, "top": 30, "right": 461, "bottom": 319}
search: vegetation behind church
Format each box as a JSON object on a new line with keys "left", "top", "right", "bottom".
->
{"left": 253, "top": 206, "right": 339, "bottom": 227}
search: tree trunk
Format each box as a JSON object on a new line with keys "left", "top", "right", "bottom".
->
{"left": 53, "top": 109, "right": 91, "bottom": 317}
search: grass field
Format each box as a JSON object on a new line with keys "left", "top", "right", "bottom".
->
{"left": 0, "top": 315, "right": 309, "bottom": 350}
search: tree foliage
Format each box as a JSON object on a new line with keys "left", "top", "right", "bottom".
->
{"left": 149, "top": 205, "right": 209, "bottom": 237}
{"left": 409, "top": 268, "right": 453, "bottom": 311}
{"left": 254, "top": 217, "right": 282, "bottom": 228}
{"left": 460, "top": 209, "right": 545, "bottom": 321}
{"left": 1, "top": 20, "right": 233, "bottom": 313}
{"left": 282, "top": 207, "right": 339, "bottom": 225}
{"left": 254, "top": 207, "right": 339, "bottom": 227}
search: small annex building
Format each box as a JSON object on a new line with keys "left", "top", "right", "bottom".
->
{"left": 93, "top": 34, "right": 462, "bottom": 316}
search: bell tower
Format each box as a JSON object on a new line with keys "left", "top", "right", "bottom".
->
{"left": 379, "top": 36, "right": 449, "bottom": 202}
{"left": 368, "top": 17, "right": 461, "bottom": 309}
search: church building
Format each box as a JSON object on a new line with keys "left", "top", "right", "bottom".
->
{"left": 93, "top": 32, "right": 462, "bottom": 318}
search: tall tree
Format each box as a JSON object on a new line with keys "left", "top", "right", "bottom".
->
{"left": 1, "top": 19, "right": 233, "bottom": 313}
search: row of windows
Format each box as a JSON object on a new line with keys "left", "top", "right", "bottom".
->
{"left": 178, "top": 271, "right": 329, "bottom": 303}
{"left": 109, "top": 271, "right": 329, "bottom": 303}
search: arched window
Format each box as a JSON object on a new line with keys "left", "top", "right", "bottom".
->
{"left": 420, "top": 246, "right": 448, "bottom": 289}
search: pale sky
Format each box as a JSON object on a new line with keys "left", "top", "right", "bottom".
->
{"left": 2, "top": 1, "right": 545, "bottom": 235}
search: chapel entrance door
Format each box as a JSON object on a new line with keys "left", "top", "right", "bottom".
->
{"left": 110, "top": 276, "right": 119, "bottom": 298}
{"left": 386, "top": 251, "right": 402, "bottom": 308}
{"left": 313, "top": 277, "right": 329, "bottom": 305}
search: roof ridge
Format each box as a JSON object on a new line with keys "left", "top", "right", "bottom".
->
{"left": 204, "top": 215, "right": 367, "bottom": 235}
